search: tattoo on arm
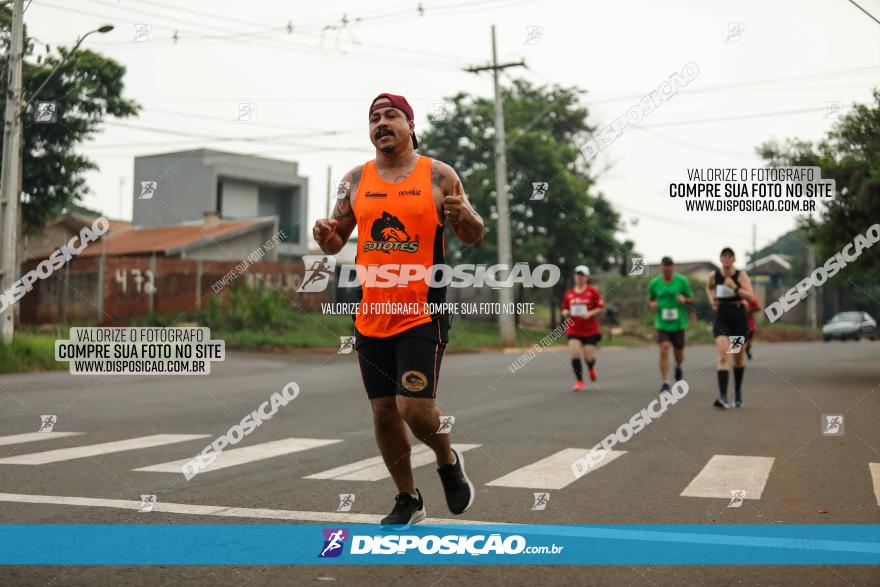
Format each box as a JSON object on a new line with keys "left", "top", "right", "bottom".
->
{"left": 332, "top": 198, "right": 353, "bottom": 220}
{"left": 331, "top": 166, "right": 362, "bottom": 221}
{"left": 431, "top": 166, "right": 446, "bottom": 189}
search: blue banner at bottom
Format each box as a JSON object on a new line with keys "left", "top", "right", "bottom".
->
{"left": 1, "top": 524, "right": 878, "bottom": 565}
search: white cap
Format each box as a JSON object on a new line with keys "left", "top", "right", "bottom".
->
{"left": 574, "top": 265, "right": 590, "bottom": 276}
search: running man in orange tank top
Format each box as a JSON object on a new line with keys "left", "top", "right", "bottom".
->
{"left": 312, "top": 93, "right": 484, "bottom": 526}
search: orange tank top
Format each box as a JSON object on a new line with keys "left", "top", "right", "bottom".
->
{"left": 353, "top": 155, "right": 445, "bottom": 337}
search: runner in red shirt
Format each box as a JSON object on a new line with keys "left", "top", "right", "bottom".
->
{"left": 561, "top": 265, "right": 606, "bottom": 391}
{"left": 745, "top": 297, "right": 761, "bottom": 361}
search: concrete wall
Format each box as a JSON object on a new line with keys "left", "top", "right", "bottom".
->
{"left": 133, "top": 152, "right": 215, "bottom": 227}
{"left": 222, "top": 179, "right": 259, "bottom": 218}
{"left": 184, "top": 225, "right": 278, "bottom": 261}
{"left": 20, "top": 255, "right": 325, "bottom": 325}
{"left": 132, "top": 150, "right": 309, "bottom": 255}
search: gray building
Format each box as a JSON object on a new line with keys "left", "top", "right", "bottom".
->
{"left": 133, "top": 149, "right": 308, "bottom": 257}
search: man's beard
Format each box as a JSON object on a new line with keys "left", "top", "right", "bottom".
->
{"left": 379, "top": 142, "right": 397, "bottom": 153}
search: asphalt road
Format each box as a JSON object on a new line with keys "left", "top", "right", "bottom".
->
{"left": 0, "top": 339, "right": 878, "bottom": 585}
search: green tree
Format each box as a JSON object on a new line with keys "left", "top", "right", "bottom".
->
{"left": 419, "top": 79, "right": 633, "bottom": 323}
{"left": 1, "top": 7, "right": 140, "bottom": 231}
{"left": 758, "top": 88, "right": 880, "bottom": 315}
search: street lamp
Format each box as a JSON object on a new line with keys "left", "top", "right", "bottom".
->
{"left": 24, "top": 24, "right": 115, "bottom": 108}
{"left": 0, "top": 7, "right": 115, "bottom": 345}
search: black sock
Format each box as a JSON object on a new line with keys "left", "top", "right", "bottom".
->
{"left": 717, "top": 370, "right": 729, "bottom": 401}
{"left": 734, "top": 366, "right": 744, "bottom": 401}
{"left": 586, "top": 359, "right": 596, "bottom": 369}
{"left": 572, "top": 359, "right": 583, "bottom": 381}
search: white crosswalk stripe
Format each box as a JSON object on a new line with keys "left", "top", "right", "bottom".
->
{"left": 305, "top": 443, "right": 481, "bottom": 481}
{"left": 133, "top": 438, "right": 343, "bottom": 474}
{"left": 0, "top": 431, "right": 84, "bottom": 447}
{"left": 487, "top": 448, "right": 626, "bottom": 490}
{"left": 0, "top": 434, "right": 210, "bottom": 465}
{"left": 680, "top": 455, "right": 775, "bottom": 499}
{"left": 870, "top": 463, "right": 880, "bottom": 506}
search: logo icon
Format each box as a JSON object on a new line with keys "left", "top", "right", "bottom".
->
{"left": 364, "top": 212, "right": 418, "bottom": 253}
{"left": 298, "top": 255, "right": 336, "bottom": 293}
{"left": 133, "top": 24, "right": 152, "bottom": 42}
{"left": 437, "top": 415, "right": 455, "bottom": 434}
{"left": 319, "top": 528, "right": 348, "bottom": 558}
{"left": 401, "top": 370, "right": 428, "bottom": 393}
{"left": 629, "top": 257, "right": 645, "bottom": 276}
{"left": 34, "top": 102, "right": 57, "bottom": 123}
{"left": 430, "top": 102, "right": 451, "bottom": 122}
{"left": 822, "top": 414, "right": 844, "bottom": 436}
{"left": 523, "top": 25, "right": 544, "bottom": 45}
{"left": 38, "top": 415, "right": 57, "bottom": 432}
{"left": 530, "top": 181, "right": 549, "bottom": 201}
{"left": 234, "top": 102, "right": 256, "bottom": 122}
{"left": 335, "top": 181, "right": 350, "bottom": 200}
{"left": 531, "top": 492, "right": 550, "bottom": 511}
{"left": 138, "top": 494, "right": 157, "bottom": 513}
{"left": 725, "top": 22, "right": 745, "bottom": 43}
{"left": 337, "top": 336, "right": 354, "bottom": 354}
{"left": 336, "top": 494, "right": 356, "bottom": 512}
{"left": 139, "top": 181, "right": 158, "bottom": 200}
{"left": 727, "top": 336, "right": 745, "bottom": 354}
{"left": 824, "top": 101, "right": 843, "bottom": 119}
{"left": 727, "top": 489, "right": 745, "bottom": 508}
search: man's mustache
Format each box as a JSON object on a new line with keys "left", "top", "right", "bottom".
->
{"left": 374, "top": 127, "right": 395, "bottom": 140}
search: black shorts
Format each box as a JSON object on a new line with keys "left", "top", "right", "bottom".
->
{"left": 354, "top": 315, "right": 449, "bottom": 400}
{"left": 713, "top": 304, "right": 749, "bottom": 338}
{"left": 567, "top": 333, "right": 602, "bottom": 346}
{"left": 657, "top": 329, "right": 686, "bottom": 350}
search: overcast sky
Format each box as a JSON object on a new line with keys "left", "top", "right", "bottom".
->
{"left": 23, "top": 0, "right": 880, "bottom": 264}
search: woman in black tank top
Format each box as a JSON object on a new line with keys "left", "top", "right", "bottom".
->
{"left": 706, "top": 248, "right": 755, "bottom": 409}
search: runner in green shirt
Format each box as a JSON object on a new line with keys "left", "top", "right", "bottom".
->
{"left": 647, "top": 257, "right": 694, "bottom": 393}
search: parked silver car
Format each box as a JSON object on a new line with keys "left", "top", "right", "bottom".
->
{"left": 822, "top": 311, "right": 877, "bottom": 341}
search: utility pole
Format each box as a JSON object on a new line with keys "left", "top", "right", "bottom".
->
{"left": 0, "top": 18, "right": 112, "bottom": 345}
{"left": 751, "top": 224, "right": 757, "bottom": 263}
{"left": 325, "top": 165, "right": 332, "bottom": 217}
{"left": 0, "top": 0, "right": 25, "bottom": 345}
{"left": 465, "top": 25, "right": 524, "bottom": 347}
{"left": 806, "top": 247, "right": 817, "bottom": 331}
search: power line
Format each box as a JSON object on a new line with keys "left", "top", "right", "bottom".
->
{"left": 640, "top": 106, "right": 828, "bottom": 129}
{"left": 37, "top": 1, "right": 468, "bottom": 70}
{"left": 848, "top": 0, "right": 880, "bottom": 26}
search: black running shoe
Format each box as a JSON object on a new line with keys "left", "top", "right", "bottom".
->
{"left": 380, "top": 489, "right": 426, "bottom": 526}
{"left": 660, "top": 382, "right": 671, "bottom": 394}
{"left": 735, "top": 399, "right": 743, "bottom": 408}
{"left": 437, "top": 447, "right": 474, "bottom": 515}
{"left": 714, "top": 398, "right": 730, "bottom": 410}
{"left": 674, "top": 365, "right": 683, "bottom": 382}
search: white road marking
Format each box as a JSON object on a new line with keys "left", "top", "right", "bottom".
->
{"left": 0, "top": 432, "right": 84, "bottom": 447}
{"left": 486, "top": 448, "right": 626, "bottom": 490}
{"left": 0, "top": 434, "right": 210, "bottom": 465}
{"left": 133, "top": 438, "right": 343, "bottom": 474}
{"left": 870, "top": 463, "right": 880, "bottom": 506}
{"left": 305, "top": 443, "right": 481, "bottom": 481}
{"left": 680, "top": 455, "right": 775, "bottom": 499}
{"left": 0, "top": 492, "right": 503, "bottom": 525}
